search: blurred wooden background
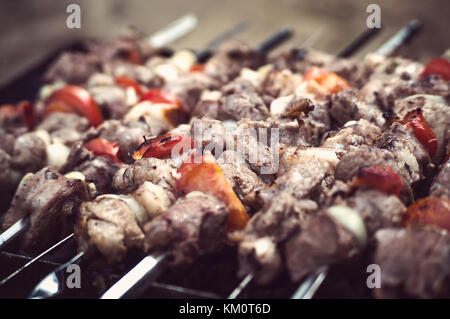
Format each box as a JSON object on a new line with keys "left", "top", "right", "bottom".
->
{"left": 0, "top": 0, "right": 449, "bottom": 87}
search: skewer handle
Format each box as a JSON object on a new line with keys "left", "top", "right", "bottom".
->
{"left": 256, "top": 27, "right": 293, "bottom": 55}
{"left": 337, "top": 27, "right": 380, "bottom": 58}
{"left": 100, "top": 253, "right": 167, "bottom": 299}
{"left": 196, "top": 21, "right": 250, "bottom": 63}
{"left": 375, "top": 19, "right": 422, "bottom": 56}
{"left": 148, "top": 14, "right": 198, "bottom": 48}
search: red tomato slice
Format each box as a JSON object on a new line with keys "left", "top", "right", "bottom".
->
{"left": 303, "top": 67, "right": 350, "bottom": 95}
{"left": 46, "top": 86, "right": 103, "bottom": 127}
{"left": 353, "top": 165, "right": 403, "bottom": 196}
{"left": 131, "top": 134, "right": 194, "bottom": 160}
{"left": 189, "top": 64, "right": 205, "bottom": 73}
{"left": 84, "top": 138, "right": 121, "bottom": 163}
{"left": 115, "top": 76, "right": 145, "bottom": 96}
{"left": 402, "top": 109, "right": 438, "bottom": 158}
{"left": 404, "top": 197, "right": 450, "bottom": 231}
{"left": 420, "top": 58, "right": 450, "bottom": 81}
{"left": 17, "top": 100, "right": 35, "bottom": 130}
{"left": 176, "top": 153, "right": 249, "bottom": 231}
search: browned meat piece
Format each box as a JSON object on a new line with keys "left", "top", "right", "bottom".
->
{"left": 217, "top": 150, "right": 264, "bottom": 207}
{"left": 113, "top": 157, "right": 177, "bottom": 194}
{"left": 61, "top": 141, "right": 119, "bottom": 194}
{"left": 143, "top": 192, "right": 228, "bottom": 267}
{"left": 285, "top": 213, "right": 359, "bottom": 283}
{"left": 300, "top": 102, "right": 332, "bottom": 146}
{"left": 190, "top": 118, "right": 226, "bottom": 155}
{"left": 0, "top": 149, "right": 17, "bottom": 213}
{"left": 238, "top": 118, "right": 308, "bottom": 148}
{"left": 75, "top": 195, "right": 145, "bottom": 265}
{"left": 237, "top": 193, "right": 317, "bottom": 284}
{"left": 218, "top": 91, "right": 269, "bottom": 121}
{"left": 2, "top": 167, "right": 89, "bottom": 252}
{"left": 262, "top": 68, "right": 302, "bottom": 98}
{"left": 164, "top": 73, "right": 219, "bottom": 112}
{"left": 89, "top": 86, "right": 128, "bottom": 120}
{"left": 374, "top": 228, "right": 450, "bottom": 298}
{"left": 205, "top": 39, "right": 263, "bottom": 83}
{"left": 321, "top": 119, "right": 381, "bottom": 151}
{"left": 326, "top": 59, "right": 371, "bottom": 89}
{"left": 329, "top": 89, "right": 385, "bottom": 127}
{"left": 270, "top": 48, "right": 334, "bottom": 74}
{"left": 11, "top": 132, "right": 47, "bottom": 174}
{"left": 227, "top": 120, "right": 279, "bottom": 181}
{"left": 0, "top": 133, "right": 15, "bottom": 155}
{"left": 374, "top": 122, "right": 431, "bottom": 181}
{"left": 83, "top": 119, "right": 151, "bottom": 163}
{"left": 192, "top": 90, "right": 221, "bottom": 119}
{"left": 336, "top": 189, "right": 405, "bottom": 237}
{"left": 37, "top": 113, "right": 90, "bottom": 146}
{"left": 43, "top": 52, "right": 101, "bottom": 85}
{"left": 430, "top": 160, "right": 450, "bottom": 198}
{"left": 336, "top": 144, "right": 425, "bottom": 193}
{"left": 251, "top": 160, "right": 334, "bottom": 210}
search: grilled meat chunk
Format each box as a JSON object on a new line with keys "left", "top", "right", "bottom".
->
{"left": 285, "top": 213, "right": 359, "bottom": 283}
{"left": 2, "top": 167, "right": 89, "bottom": 252}
{"left": 374, "top": 227, "right": 450, "bottom": 298}
{"left": 430, "top": 160, "right": 450, "bottom": 198}
{"left": 61, "top": 141, "right": 119, "bottom": 194}
{"left": 84, "top": 119, "right": 151, "bottom": 163}
{"left": 11, "top": 132, "right": 47, "bottom": 174}
{"left": 44, "top": 52, "right": 101, "bottom": 85}
{"left": 329, "top": 89, "right": 384, "bottom": 127}
{"left": 75, "top": 195, "right": 145, "bottom": 265}
{"left": 113, "top": 157, "right": 177, "bottom": 194}
{"left": 37, "top": 113, "right": 90, "bottom": 146}
{"left": 237, "top": 193, "right": 316, "bottom": 284}
{"left": 143, "top": 192, "right": 228, "bottom": 267}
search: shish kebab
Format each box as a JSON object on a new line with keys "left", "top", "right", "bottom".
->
{"left": 2, "top": 21, "right": 446, "bottom": 300}
{"left": 232, "top": 20, "right": 448, "bottom": 300}
{"left": 227, "top": 23, "right": 384, "bottom": 299}
{"left": 289, "top": 19, "right": 427, "bottom": 299}
{"left": 22, "top": 28, "right": 294, "bottom": 298}
{"left": 0, "top": 20, "right": 255, "bottom": 287}
{"left": 0, "top": 18, "right": 253, "bottom": 252}
{"left": 0, "top": 13, "right": 199, "bottom": 248}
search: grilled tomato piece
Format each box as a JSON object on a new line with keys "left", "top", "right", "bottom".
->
{"left": 352, "top": 165, "right": 402, "bottom": 196}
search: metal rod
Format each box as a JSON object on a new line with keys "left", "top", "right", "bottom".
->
{"left": 0, "top": 218, "right": 28, "bottom": 250}
{"left": 256, "top": 27, "right": 294, "bottom": 55}
{"left": 196, "top": 21, "right": 250, "bottom": 62}
{"left": 100, "top": 253, "right": 168, "bottom": 299}
{"left": 227, "top": 273, "right": 254, "bottom": 299}
{"left": 0, "top": 233, "right": 74, "bottom": 286}
{"left": 375, "top": 19, "right": 422, "bottom": 56}
{"left": 291, "top": 266, "right": 328, "bottom": 299}
{"left": 28, "top": 251, "right": 84, "bottom": 299}
{"left": 337, "top": 27, "right": 381, "bottom": 58}
{"left": 148, "top": 13, "right": 198, "bottom": 48}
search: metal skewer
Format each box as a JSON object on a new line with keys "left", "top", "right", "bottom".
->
{"left": 0, "top": 218, "right": 28, "bottom": 250}
{"left": 375, "top": 19, "right": 422, "bottom": 56}
{"left": 196, "top": 21, "right": 250, "bottom": 63}
{"left": 100, "top": 253, "right": 168, "bottom": 299}
{"left": 148, "top": 13, "right": 198, "bottom": 48}
{"left": 0, "top": 233, "right": 74, "bottom": 287}
{"left": 28, "top": 251, "right": 84, "bottom": 299}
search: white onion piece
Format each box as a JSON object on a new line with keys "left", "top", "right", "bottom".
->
{"left": 46, "top": 143, "right": 70, "bottom": 170}
{"left": 327, "top": 205, "right": 367, "bottom": 248}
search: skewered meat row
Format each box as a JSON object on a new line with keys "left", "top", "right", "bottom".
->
{"left": 1, "top": 28, "right": 449, "bottom": 300}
